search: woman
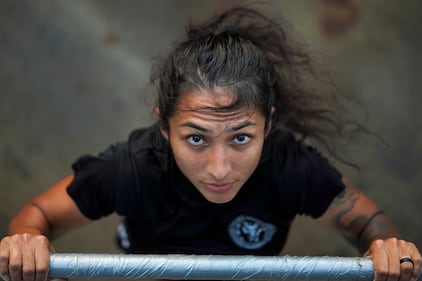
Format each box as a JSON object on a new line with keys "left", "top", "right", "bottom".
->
{"left": 0, "top": 6, "right": 420, "bottom": 281}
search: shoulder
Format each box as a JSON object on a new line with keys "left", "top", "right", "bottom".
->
{"left": 262, "top": 128, "right": 327, "bottom": 167}
{"left": 261, "top": 128, "right": 345, "bottom": 218}
{"left": 72, "top": 123, "right": 168, "bottom": 176}
{"left": 126, "top": 123, "right": 172, "bottom": 172}
{"left": 128, "top": 123, "right": 169, "bottom": 154}
{"left": 261, "top": 127, "right": 344, "bottom": 191}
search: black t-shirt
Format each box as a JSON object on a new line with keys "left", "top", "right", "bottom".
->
{"left": 67, "top": 124, "right": 345, "bottom": 255}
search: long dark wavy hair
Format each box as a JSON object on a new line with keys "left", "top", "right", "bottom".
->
{"left": 150, "top": 6, "right": 368, "bottom": 168}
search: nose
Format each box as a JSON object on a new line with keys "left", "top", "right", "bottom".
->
{"left": 206, "top": 145, "right": 231, "bottom": 181}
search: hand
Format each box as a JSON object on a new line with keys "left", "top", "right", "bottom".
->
{"left": 364, "top": 237, "right": 422, "bottom": 281}
{"left": 0, "top": 233, "right": 52, "bottom": 281}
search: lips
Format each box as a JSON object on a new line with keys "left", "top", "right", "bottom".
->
{"left": 205, "top": 182, "right": 233, "bottom": 193}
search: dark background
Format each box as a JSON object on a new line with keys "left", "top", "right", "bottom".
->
{"left": 1, "top": 0, "right": 421, "bottom": 274}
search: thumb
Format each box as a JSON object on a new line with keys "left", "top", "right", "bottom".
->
{"left": 363, "top": 250, "right": 372, "bottom": 257}
{"left": 49, "top": 244, "right": 56, "bottom": 254}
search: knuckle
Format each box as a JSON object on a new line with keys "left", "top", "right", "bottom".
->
{"left": 387, "top": 237, "right": 399, "bottom": 246}
{"left": 376, "top": 269, "right": 389, "bottom": 280}
{"left": 0, "top": 268, "right": 8, "bottom": 277}
{"left": 22, "top": 267, "right": 35, "bottom": 277}
{"left": 0, "top": 252, "right": 7, "bottom": 263}
{"left": 37, "top": 265, "right": 48, "bottom": 276}
{"left": 0, "top": 251, "right": 9, "bottom": 275}
{"left": 407, "top": 241, "right": 417, "bottom": 250}
{"left": 9, "top": 234, "right": 23, "bottom": 245}
{"left": 0, "top": 266, "right": 8, "bottom": 276}
{"left": 389, "top": 270, "right": 400, "bottom": 280}
{"left": 0, "top": 236, "right": 10, "bottom": 244}
{"left": 21, "top": 233, "right": 32, "bottom": 242}
{"left": 402, "top": 265, "right": 413, "bottom": 274}
{"left": 372, "top": 239, "right": 385, "bottom": 249}
{"left": 398, "top": 239, "right": 407, "bottom": 248}
{"left": 8, "top": 261, "right": 22, "bottom": 272}
{"left": 34, "top": 235, "right": 48, "bottom": 245}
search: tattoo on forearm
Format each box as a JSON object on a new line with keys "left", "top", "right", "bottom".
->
{"left": 331, "top": 187, "right": 383, "bottom": 252}
{"left": 332, "top": 186, "right": 361, "bottom": 230}
{"left": 358, "top": 212, "right": 399, "bottom": 249}
{"left": 356, "top": 210, "right": 384, "bottom": 240}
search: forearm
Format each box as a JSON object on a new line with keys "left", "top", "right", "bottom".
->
{"left": 8, "top": 201, "right": 53, "bottom": 238}
{"left": 8, "top": 175, "right": 92, "bottom": 241}
{"left": 2, "top": 202, "right": 56, "bottom": 281}
{"left": 318, "top": 178, "right": 402, "bottom": 255}
{"left": 1, "top": 176, "right": 92, "bottom": 281}
{"left": 350, "top": 210, "right": 400, "bottom": 254}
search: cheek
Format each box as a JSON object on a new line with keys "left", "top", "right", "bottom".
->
{"left": 170, "top": 141, "right": 204, "bottom": 172}
{"left": 178, "top": 151, "right": 202, "bottom": 169}
{"left": 238, "top": 147, "right": 262, "bottom": 170}
{"left": 175, "top": 153, "right": 208, "bottom": 185}
{"left": 243, "top": 139, "right": 265, "bottom": 169}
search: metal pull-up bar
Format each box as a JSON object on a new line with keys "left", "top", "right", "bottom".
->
{"left": 48, "top": 254, "right": 422, "bottom": 281}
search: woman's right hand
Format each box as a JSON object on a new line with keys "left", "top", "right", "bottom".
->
{"left": 0, "top": 233, "right": 52, "bottom": 281}
{"left": 0, "top": 175, "right": 90, "bottom": 281}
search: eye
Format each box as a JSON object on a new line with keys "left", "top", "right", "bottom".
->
{"left": 187, "top": 135, "right": 205, "bottom": 146}
{"left": 233, "top": 134, "right": 251, "bottom": 145}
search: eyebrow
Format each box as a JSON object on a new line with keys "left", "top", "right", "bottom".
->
{"left": 180, "top": 120, "right": 256, "bottom": 133}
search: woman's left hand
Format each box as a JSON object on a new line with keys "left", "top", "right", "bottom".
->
{"left": 317, "top": 179, "right": 421, "bottom": 281}
{"left": 364, "top": 237, "right": 421, "bottom": 281}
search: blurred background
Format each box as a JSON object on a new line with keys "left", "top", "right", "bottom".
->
{"left": 1, "top": 0, "right": 421, "bottom": 270}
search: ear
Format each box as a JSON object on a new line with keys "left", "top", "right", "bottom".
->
{"left": 160, "top": 127, "right": 169, "bottom": 141}
{"left": 265, "top": 106, "right": 275, "bottom": 137}
{"left": 155, "top": 107, "right": 169, "bottom": 140}
{"left": 154, "top": 107, "right": 160, "bottom": 116}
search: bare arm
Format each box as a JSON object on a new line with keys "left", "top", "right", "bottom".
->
{"left": 8, "top": 174, "right": 90, "bottom": 239}
{"left": 317, "top": 178, "right": 399, "bottom": 252}
{"left": 318, "top": 178, "right": 421, "bottom": 281}
{"left": 0, "top": 175, "right": 91, "bottom": 281}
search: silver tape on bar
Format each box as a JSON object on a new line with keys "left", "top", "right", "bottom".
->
{"left": 48, "top": 254, "right": 389, "bottom": 280}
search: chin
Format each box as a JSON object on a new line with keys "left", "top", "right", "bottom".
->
{"left": 202, "top": 190, "right": 237, "bottom": 204}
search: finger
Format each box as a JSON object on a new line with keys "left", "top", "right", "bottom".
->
{"left": 371, "top": 239, "right": 389, "bottom": 281}
{"left": 409, "top": 243, "right": 422, "bottom": 280}
{"left": 21, "top": 243, "right": 35, "bottom": 281}
{"left": 48, "top": 244, "right": 56, "bottom": 254}
{"left": 34, "top": 241, "right": 50, "bottom": 281}
{"left": 398, "top": 240, "right": 414, "bottom": 281}
{"left": 0, "top": 241, "right": 10, "bottom": 281}
{"left": 398, "top": 257, "right": 414, "bottom": 281}
{"left": 8, "top": 242, "right": 22, "bottom": 281}
{"left": 385, "top": 238, "right": 401, "bottom": 281}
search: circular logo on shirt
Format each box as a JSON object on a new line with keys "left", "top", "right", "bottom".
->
{"left": 228, "top": 215, "right": 276, "bottom": 249}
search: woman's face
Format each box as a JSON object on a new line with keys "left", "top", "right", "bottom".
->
{"left": 161, "top": 90, "right": 268, "bottom": 204}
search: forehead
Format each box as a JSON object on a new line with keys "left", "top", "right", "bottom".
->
{"left": 177, "top": 89, "right": 235, "bottom": 108}
{"left": 167, "top": 91, "right": 267, "bottom": 136}
{"left": 174, "top": 90, "right": 262, "bottom": 121}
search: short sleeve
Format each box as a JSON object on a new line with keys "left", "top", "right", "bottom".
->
{"left": 267, "top": 131, "right": 346, "bottom": 219}
{"left": 67, "top": 142, "right": 134, "bottom": 219}
{"left": 296, "top": 145, "right": 345, "bottom": 218}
